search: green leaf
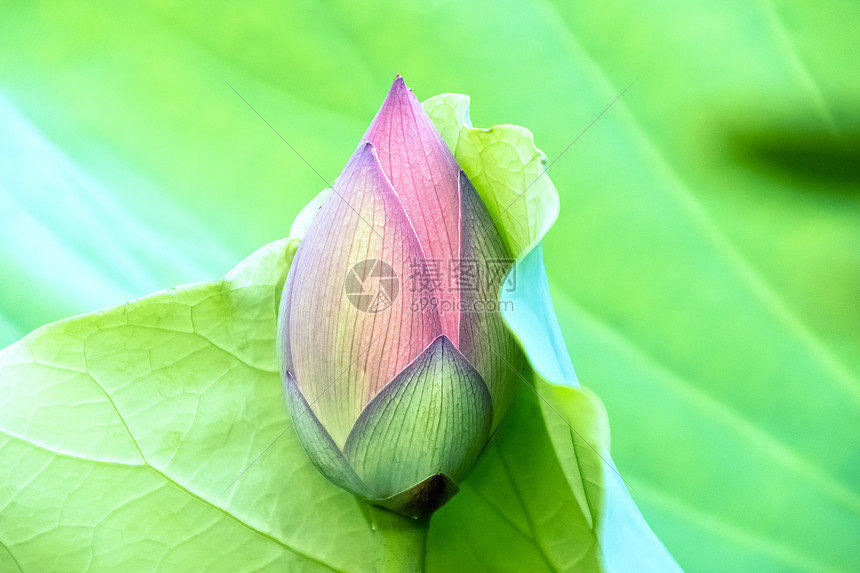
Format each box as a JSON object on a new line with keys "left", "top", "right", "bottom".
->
{"left": 0, "top": 85, "right": 674, "bottom": 570}
{"left": 0, "top": 238, "right": 654, "bottom": 572}
{"left": 424, "top": 93, "right": 679, "bottom": 569}
{"left": 0, "top": 239, "right": 375, "bottom": 572}
{"left": 2, "top": 1, "right": 859, "bottom": 571}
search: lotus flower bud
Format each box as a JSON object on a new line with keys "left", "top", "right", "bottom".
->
{"left": 278, "top": 76, "right": 521, "bottom": 517}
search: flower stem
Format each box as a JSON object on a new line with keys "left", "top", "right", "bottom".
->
{"left": 366, "top": 504, "right": 430, "bottom": 572}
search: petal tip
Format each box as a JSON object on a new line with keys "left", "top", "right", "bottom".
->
{"left": 345, "top": 141, "right": 382, "bottom": 175}
{"left": 385, "top": 74, "right": 418, "bottom": 106}
{"left": 431, "top": 333, "right": 455, "bottom": 353}
{"left": 358, "top": 139, "right": 376, "bottom": 157}
{"left": 390, "top": 74, "right": 409, "bottom": 95}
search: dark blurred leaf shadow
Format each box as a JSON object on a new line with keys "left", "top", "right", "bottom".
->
{"left": 723, "top": 112, "right": 860, "bottom": 194}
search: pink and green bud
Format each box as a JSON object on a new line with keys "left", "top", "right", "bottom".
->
{"left": 278, "top": 77, "right": 521, "bottom": 517}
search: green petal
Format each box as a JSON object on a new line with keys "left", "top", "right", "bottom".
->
{"left": 283, "top": 371, "right": 372, "bottom": 499}
{"left": 457, "top": 171, "right": 524, "bottom": 427}
{"left": 343, "top": 336, "right": 492, "bottom": 511}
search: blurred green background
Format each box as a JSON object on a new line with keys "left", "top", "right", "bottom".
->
{"left": 1, "top": 1, "right": 858, "bottom": 571}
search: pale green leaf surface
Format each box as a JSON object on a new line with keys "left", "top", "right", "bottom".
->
{"left": 0, "top": 239, "right": 374, "bottom": 573}
{"left": 0, "top": 95, "right": 235, "bottom": 340}
{"left": 1, "top": 1, "right": 859, "bottom": 571}
{"left": 0, "top": 541, "right": 22, "bottom": 573}
{"left": 501, "top": 246, "right": 679, "bottom": 572}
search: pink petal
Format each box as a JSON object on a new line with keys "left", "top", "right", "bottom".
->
{"left": 281, "top": 142, "right": 441, "bottom": 447}
{"left": 362, "top": 76, "right": 462, "bottom": 344}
